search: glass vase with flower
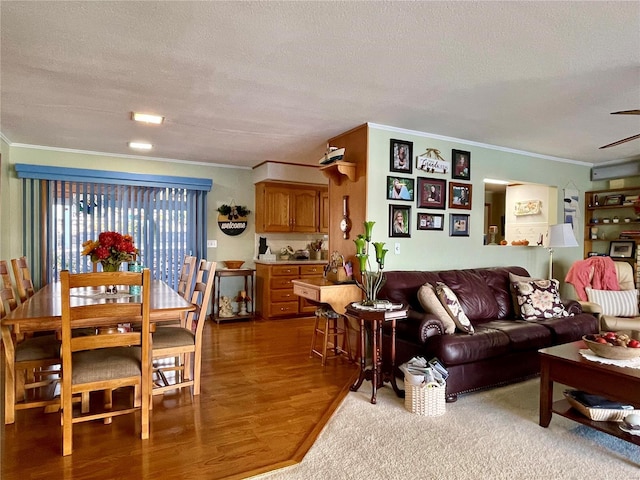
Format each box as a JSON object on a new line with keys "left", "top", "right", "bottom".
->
{"left": 353, "top": 221, "right": 388, "bottom": 306}
{"left": 82, "top": 231, "right": 138, "bottom": 294}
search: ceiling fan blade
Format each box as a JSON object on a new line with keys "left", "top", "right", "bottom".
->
{"left": 611, "top": 110, "right": 640, "bottom": 115}
{"left": 599, "top": 133, "right": 640, "bottom": 149}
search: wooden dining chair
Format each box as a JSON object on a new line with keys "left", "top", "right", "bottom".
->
{"left": 11, "top": 256, "right": 35, "bottom": 303}
{"left": 60, "top": 269, "right": 151, "bottom": 456}
{"left": 152, "top": 260, "right": 215, "bottom": 396}
{"left": 1, "top": 260, "right": 61, "bottom": 424}
{"left": 177, "top": 255, "right": 197, "bottom": 300}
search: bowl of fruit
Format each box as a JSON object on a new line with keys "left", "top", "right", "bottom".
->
{"left": 583, "top": 332, "right": 640, "bottom": 360}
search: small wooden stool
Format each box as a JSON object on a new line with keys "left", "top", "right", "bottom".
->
{"left": 310, "top": 308, "right": 351, "bottom": 366}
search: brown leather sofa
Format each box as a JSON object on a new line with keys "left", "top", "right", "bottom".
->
{"left": 378, "top": 266, "right": 599, "bottom": 402}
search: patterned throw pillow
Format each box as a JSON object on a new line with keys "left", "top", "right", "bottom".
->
{"left": 508, "top": 273, "right": 559, "bottom": 317}
{"left": 512, "top": 280, "right": 570, "bottom": 320}
{"left": 435, "top": 282, "right": 474, "bottom": 334}
{"left": 585, "top": 288, "right": 639, "bottom": 317}
{"left": 417, "top": 283, "right": 457, "bottom": 334}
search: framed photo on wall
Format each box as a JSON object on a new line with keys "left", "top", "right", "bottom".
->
{"left": 386, "top": 176, "right": 415, "bottom": 201}
{"left": 450, "top": 213, "right": 470, "bottom": 236}
{"left": 452, "top": 149, "right": 471, "bottom": 180}
{"left": 449, "top": 182, "right": 472, "bottom": 210}
{"left": 417, "top": 177, "right": 446, "bottom": 209}
{"left": 389, "top": 204, "right": 411, "bottom": 237}
{"left": 390, "top": 139, "right": 413, "bottom": 174}
{"left": 417, "top": 212, "right": 444, "bottom": 231}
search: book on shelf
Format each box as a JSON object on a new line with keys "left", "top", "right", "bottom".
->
{"left": 564, "top": 390, "right": 635, "bottom": 410}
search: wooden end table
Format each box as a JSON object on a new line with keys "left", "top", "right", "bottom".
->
{"left": 539, "top": 340, "right": 640, "bottom": 445}
{"left": 345, "top": 303, "right": 408, "bottom": 404}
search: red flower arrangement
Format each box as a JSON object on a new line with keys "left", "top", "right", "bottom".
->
{"left": 82, "top": 231, "right": 137, "bottom": 271}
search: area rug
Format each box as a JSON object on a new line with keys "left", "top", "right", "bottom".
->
{"left": 251, "top": 379, "right": 639, "bottom": 479}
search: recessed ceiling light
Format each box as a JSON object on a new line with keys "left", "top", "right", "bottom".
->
{"left": 131, "top": 112, "right": 164, "bottom": 124}
{"left": 128, "top": 142, "right": 153, "bottom": 150}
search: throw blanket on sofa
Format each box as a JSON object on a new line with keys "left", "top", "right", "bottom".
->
{"left": 565, "top": 256, "right": 619, "bottom": 301}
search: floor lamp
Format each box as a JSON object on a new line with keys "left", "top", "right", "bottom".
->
{"left": 547, "top": 223, "right": 579, "bottom": 279}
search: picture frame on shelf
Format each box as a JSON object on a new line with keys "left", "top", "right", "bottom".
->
{"left": 390, "top": 139, "right": 413, "bottom": 174}
{"left": 386, "top": 176, "right": 415, "bottom": 201}
{"left": 417, "top": 177, "right": 446, "bottom": 209}
{"left": 452, "top": 149, "right": 471, "bottom": 180}
{"left": 450, "top": 213, "right": 470, "bottom": 237}
{"left": 389, "top": 204, "right": 411, "bottom": 238}
{"left": 417, "top": 212, "right": 444, "bottom": 231}
{"left": 449, "top": 182, "right": 472, "bottom": 210}
{"left": 609, "top": 240, "right": 635, "bottom": 258}
{"left": 604, "top": 194, "right": 623, "bottom": 206}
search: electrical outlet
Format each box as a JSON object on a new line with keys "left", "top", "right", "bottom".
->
{"left": 207, "top": 240, "right": 217, "bottom": 248}
{"left": 394, "top": 242, "right": 400, "bottom": 254}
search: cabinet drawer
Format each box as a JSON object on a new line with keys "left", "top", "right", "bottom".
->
{"left": 293, "top": 283, "right": 320, "bottom": 301}
{"left": 271, "top": 289, "right": 297, "bottom": 302}
{"left": 269, "top": 301, "right": 299, "bottom": 317}
{"left": 270, "top": 276, "right": 296, "bottom": 289}
{"left": 272, "top": 265, "right": 300, "bottom": 276}
{"left": 300, "top": 265, "right": 324, "bottom": 276}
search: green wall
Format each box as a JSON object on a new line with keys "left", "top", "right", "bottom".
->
{"left": 366, "top": 125, "right": 596, "bottom": 289}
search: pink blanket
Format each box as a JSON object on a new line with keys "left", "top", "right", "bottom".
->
{"left": 565, "top": 256, "right": 620, "bottom": 301}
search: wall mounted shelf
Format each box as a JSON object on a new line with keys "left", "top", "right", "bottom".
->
{"left": 320, "top": 161, "right": 356, "bottom": 185}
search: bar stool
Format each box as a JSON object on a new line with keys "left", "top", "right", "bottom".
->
{"left": 310, "top": 307, "right": 351, "bottom": 366}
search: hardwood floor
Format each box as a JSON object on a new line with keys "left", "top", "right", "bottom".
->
{"left": 1, "top": 316, "right": 358, "bottom": 479}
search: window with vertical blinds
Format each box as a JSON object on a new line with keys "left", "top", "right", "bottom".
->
{"left": 15, "top": 164, "right": 212, "bottom": 289}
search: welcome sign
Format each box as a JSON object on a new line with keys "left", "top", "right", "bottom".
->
{"left": 217, "top": 213, "right": 248, "bottom": 236}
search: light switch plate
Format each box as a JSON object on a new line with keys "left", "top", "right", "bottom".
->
{"left": 394, "top": 242, "right": 400, "bottom": 254}
{"left": 207, "top": 240, "right": 217, "bottom": 248}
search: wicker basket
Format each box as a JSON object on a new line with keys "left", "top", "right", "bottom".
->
{"left": 563, "top": 391, "right": 639, "bottom": 422}
{"left": 404, "top": 376, "right": 446, "bottom": 416}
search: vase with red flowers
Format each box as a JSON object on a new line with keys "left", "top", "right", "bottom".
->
{"left": 82, "top": 231, "right": 138, "bottom": 293}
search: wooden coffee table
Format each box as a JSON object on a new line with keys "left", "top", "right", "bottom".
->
{"left": 539, "top": 340, "right": 640, "bottom": 445}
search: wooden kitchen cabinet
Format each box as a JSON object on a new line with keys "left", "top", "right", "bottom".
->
{"left": 255, "top": 262, "right": 328, "bottom": 320}
{"left": 320, "top": 190, "right": 329, "bottom": 233}
{"left": 256, "top": 264, "right": 299, "bottom": 319}
{"left": 255, "top": 182, "right": 327, "bottom": 233}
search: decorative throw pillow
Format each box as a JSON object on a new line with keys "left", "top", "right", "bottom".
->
{"left": 512, "top": 280, "right": 570, "bottom": 320}
{"left": 508, "top": 272, "right": 553, "bottom": 317}
{"left": 435, "top": 282, "right": 474, "bottom": 334}
{"left": 417, "top": 283, "right": 456, "bottom": 334}
{"left": 585, "top": 288, "right": 639, "bottom": 317}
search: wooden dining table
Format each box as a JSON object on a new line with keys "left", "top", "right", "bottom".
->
{"left": 2, "top": 279, "right": 195, "bottom": 424}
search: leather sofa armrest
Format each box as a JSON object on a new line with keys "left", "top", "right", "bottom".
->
{"left": 562, "top": 299, "right": 585, "bottom": 316}
{"left": 396, "top": 310, "right": 445, "bottom": 344}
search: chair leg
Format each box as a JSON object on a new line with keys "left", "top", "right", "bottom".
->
{"left": 103, "top": 389, "right": 113, "bottom": 425}
{"left": 193, "top": 351, "right": 201, "bottom": 395}
{"left": 309, "top": 314, "right": 321, "bottom": 358}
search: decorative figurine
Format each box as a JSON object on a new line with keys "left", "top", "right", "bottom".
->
{"left": 218, "top": 296, "right": 234, "bottom": 317}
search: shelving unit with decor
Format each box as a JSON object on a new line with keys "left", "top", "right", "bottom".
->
{"left": 584, "top": 186, "right": 640, "bottom": 284}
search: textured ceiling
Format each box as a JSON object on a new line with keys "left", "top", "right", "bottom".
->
{"left": 1, "top": 1, "right": 639, "bottom": 169}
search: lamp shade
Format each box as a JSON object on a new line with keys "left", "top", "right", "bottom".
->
{"left": 548, "top": 223, "right": 578, "bottom": 248}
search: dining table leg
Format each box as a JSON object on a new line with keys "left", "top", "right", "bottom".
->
{"left": 2, "top": 325, "right": 16, "bottom": 424}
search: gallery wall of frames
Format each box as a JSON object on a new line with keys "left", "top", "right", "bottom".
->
{"left": 388, "top": 138, "right": 472, "bottom": 238}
